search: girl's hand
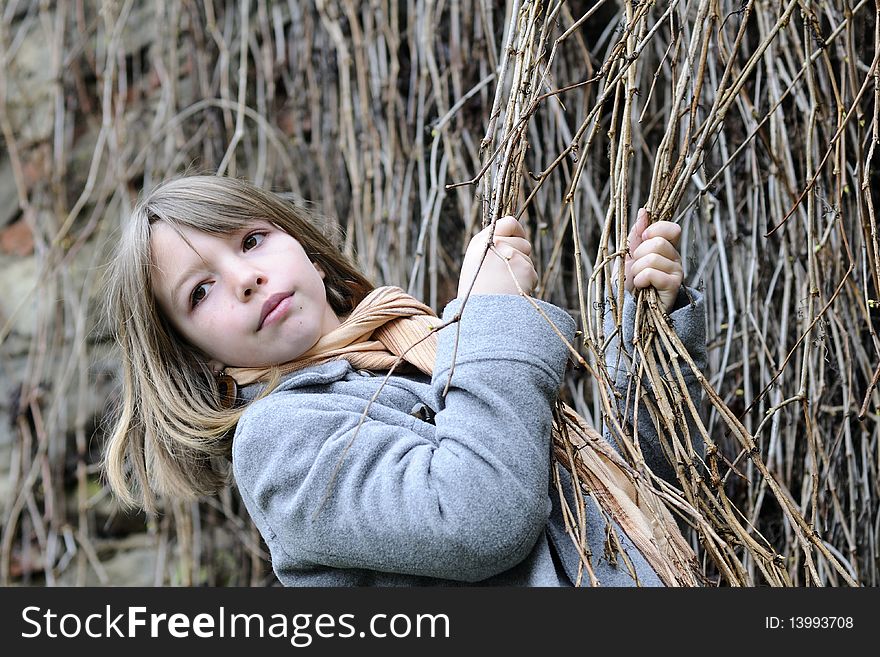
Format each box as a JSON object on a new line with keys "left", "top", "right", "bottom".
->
{"left": 458, "top": 216, "right": 538, "bottom": 297}
{"left": 624, "top": 208, "right": 684, "bottom": 313}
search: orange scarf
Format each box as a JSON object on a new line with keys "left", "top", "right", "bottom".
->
{"left": 229, "top": 286, "right": 702, "bottom": 586}
{"left": 228, "top": 287, "right": 437, "bottom": 385}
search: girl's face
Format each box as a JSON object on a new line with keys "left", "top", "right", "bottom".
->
{"left": 150, "top": 220, "right": 342, "bottom": 369}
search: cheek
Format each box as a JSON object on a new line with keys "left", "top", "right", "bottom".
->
{"left": 199, "top": 305, "right": 239, "bottom": 339}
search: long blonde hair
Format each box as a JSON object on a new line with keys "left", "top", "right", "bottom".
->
{"left": 102, "top": 175, "right": 373, "bottom": 513}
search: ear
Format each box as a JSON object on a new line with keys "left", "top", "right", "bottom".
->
{"left": 208, "top": 360, "right": 225, "bottom": 374}
{"left": 312, "top": 260, "right": 326, "bottom": 279}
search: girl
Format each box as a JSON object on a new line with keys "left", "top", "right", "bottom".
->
{"left": 103, "top": 175, "right": 707, "bottom": 587}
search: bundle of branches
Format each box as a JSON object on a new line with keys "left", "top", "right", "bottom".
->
{"left": 472, "top": 0, "right": 874, "bottom": 586}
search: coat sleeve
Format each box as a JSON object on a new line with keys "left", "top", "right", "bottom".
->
{"left": 602, "top": 286, "right": 708, "bottom": 484}
{"left": 232, "top": 294, "right": 576, "bottom": 582}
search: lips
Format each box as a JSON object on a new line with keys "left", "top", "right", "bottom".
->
{"left": 258, "top": 292, "right": 293, "bottom": 330}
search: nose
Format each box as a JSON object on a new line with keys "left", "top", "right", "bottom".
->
{"left": 234, "top": 268, "right": 266, "bottom": 301}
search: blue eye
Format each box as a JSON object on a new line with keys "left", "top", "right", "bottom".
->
{"left": 243, "top": 232, "right": 266, "bottom": 251}
{"left": 190, "top": 282, "right": 212, "bottom": 308}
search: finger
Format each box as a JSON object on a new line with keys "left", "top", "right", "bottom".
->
{"left": 493, "top": 215, "right": 527, "bottom": 238}
{"left": 490, "top": 243, "right": 532, "bottom": 263}
{"left": 632, "top": 267, "right": 683, "bottom": 292}
{"left": 489, "top": 243, "right": 516, "bottom": 261}
{"left": 488, "top": 247, "right": 537, "bottom": 292}
{"left": 626, "top": 208, "right": 650, "bottom": 259}
{"left": 629, "top": 253, "right": 682, "bottom": 280}
{"left": 511, "top": 260, "right": 539, "bottom": 293}
{"left": 494, "top": 235, "right": 532, "bottom": 256}
{"left": 641, "top": 220, "right": 682, "bottom": 249}
{"left": 525, "top": 263, "right": 539, "bottom": 293}
{"left": 631, "top": 235, "right": 681, "bottom": 262}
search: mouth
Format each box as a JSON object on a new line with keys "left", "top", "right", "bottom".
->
{"left": 258, "top": 292, "right": 294, "bottom": 330}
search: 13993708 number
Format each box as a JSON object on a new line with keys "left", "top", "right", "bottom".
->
{"left": 790, "top": 617, "right": 853, "bottom": 629}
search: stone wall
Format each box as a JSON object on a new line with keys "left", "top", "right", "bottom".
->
{"left": 0, "top": 0, "right": 246, "bottom": 586}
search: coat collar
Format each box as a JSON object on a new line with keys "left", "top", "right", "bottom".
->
{"left": 238, "top": 360, "right": 352, "bottom": 403}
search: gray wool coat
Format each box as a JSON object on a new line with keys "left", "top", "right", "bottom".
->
{"left": 232, "top": 289, "right": 707, "bottom": 586}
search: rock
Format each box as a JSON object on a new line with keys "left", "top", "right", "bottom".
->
{"left": 95, "top": 1, "right": 158, "bottom": 61}
{"left": 0, "top": 219, "right": 34, "bottom": 256}
{"left": 0, "top": 157, "right": 20, "bottom": 227}
{"left": 55, "top": 534, "right": 159, "bottom": 586}
{"left": 0, "top": 352, "right": 28, "bottom": 450}
{"left": 0, "top": 236, "right": 121, "bottom": 458}
{"left": 4, "top": 13, "right": 54, "bottom": 146}
{"left": 0, "top": 443, "right": 15, "bottom": 509}
{"left": 0, "top": 252, "right": 38, "bottom": 338}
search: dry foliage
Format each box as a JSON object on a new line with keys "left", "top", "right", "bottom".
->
{"left": 0, "top": 0, "right": 876, "bottom": 586}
